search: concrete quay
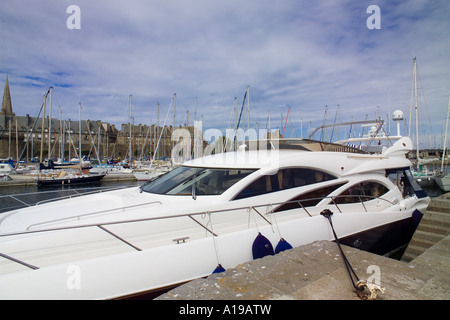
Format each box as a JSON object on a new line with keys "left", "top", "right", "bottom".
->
{"left": 157, "top": 238, "right": 449, "bottom": 301}
{"left": 157, "top": 195, "right": 450, "bottom": 301}
{"left": 402, "top": 193, "right": 450, "bottom": 262}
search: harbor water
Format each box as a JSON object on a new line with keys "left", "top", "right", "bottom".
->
{"left": 0, "top": 180, "right": 143, "bottom": 214}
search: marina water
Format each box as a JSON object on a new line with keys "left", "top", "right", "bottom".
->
{"left": 0, "top": 180, "right": 142, "bottom": 214}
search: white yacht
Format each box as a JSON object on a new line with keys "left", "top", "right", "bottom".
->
{"left": 0, "top": 163, "right": 15, "bottom": 176}
{"left": 0, "top": 137, "right": 430, "bottom": 299}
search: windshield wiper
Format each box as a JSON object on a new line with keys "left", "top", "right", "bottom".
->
{"left": 186, "top": 171, "right": 207, "bottom": 200}
{"left": 181, "top": 170, "right": 207, "bottom": 185}
{"left": 192, "top": 183, "right": 197, "bottom": 200}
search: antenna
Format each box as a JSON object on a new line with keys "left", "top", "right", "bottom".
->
{"left": 392, "top": 110, "right": 404, "bottom": 137}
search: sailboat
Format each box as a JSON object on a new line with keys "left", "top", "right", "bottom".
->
{"left": 36, "top": 102, "right": 105, "bottom": 186}
{"left": 407, "top": 58, "right": 439, "bottom": 186}
{"left": 435, "top": 97, "right": 450, "bottom": 192}
{"left": 132, "top": 96, "right": 175, "bottom": 180}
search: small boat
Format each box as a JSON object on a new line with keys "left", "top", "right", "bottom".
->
{"left": 90, "top": 164, "right": 133, "bottom": 175}
{"left": 0, "top": 175, "right": 12, "bottom": 182}
{"left": 0, "top": 163, "right": 15, "bottom": 176}
{"left": 412, "top": 162, "right": 438, "bottom": 187}
{"left": 0, "top": 135, "right": 430, "bottom": 299}
{"left": 435, "top": 97, "right": 450, "bottom": 192}
{"left": 90, "top": 164, "right": 135, "bottom": 182}
{"left": 435, "top": 172, "right": 450, "bottom": 192}
{"left": 36, "top": 170, "right": 105, "bottom": 186}
{"left": 132, "top": 162, "right": 170, "bottom": 181}
{"left": 133, "top": 170, "right": 165, "bottom": 181}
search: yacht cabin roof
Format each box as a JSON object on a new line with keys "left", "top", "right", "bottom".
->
{"left": 182, "top": 138, "right": 412, "bottom": 177}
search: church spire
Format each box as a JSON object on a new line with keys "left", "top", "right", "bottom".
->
{"left": 1, "top": 76, "right": 15, "bottom": 116}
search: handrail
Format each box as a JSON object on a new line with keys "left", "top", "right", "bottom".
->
{"left": 1, "top": 195, "right": 395, "bottom": 239}
{"left": 0, "top": 194, "right": 396, "bottom": 270}
{"left": 0, "top": 185, "right": 133, "bottom": 213}
{"left": 34, "top": 186, "right": 131, "bottom": 205}
{"left": 97, "top": 225, "right": 142, "bottom": 252}
{"left": 26, "top": 200, "right": 163, "bottom": 231}
{"left": 5, "top": 195, "right": 30, "bottom": 208}
{"left": 0, "top": 252, "right": 39, "bottom": 270}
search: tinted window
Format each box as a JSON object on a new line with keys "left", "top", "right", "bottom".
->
{"left": 141, "top": 166, "right": 255, "bottom": 195}
{"left": 333, "top": 181, "right": 389, "bottom": 204}
{"left": 274, "top": 183, "right": 346, "bottom": 212}
{"left": 234, "top": 168, "right": 336, "bottom": 200}
{"left": 141, "top": 166, "right": 202, "bottom": 194}
{"left": 279, "top": 168, "right": 336, "bottom": 189}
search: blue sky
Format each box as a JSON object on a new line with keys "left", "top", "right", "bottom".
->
{"left": 1, "top": 0, "right": 449, "bottom": 148}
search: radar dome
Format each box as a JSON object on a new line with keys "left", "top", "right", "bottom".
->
{"left": 392, "top": 110, "right": 404, "bottom": 121}
{"left": 392, "top": 110, "right": 404, "bottom": 136}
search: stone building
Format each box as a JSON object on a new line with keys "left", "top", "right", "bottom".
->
{"left": 0, "top": 77, "right": 195, "bottom": 162}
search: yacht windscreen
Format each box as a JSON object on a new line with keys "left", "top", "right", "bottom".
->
{"left": 141, "top": 166, "right": 255, "bottom": 195}
{"left": 386, "top": 168, "right": 428, "bottom": 199}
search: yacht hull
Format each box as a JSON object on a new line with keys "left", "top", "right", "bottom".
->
{"left": 0, "top": 206, "right": 424, "bottom": 300}
{"left": 339, "top": 209, "right": 422, "bottom": 257}
{"left": 36, "top": 174, "right": 106, "bottom": 187}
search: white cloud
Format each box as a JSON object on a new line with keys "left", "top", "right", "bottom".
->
{"left": 1, "top": 0, "right": 449, "bottom": 147}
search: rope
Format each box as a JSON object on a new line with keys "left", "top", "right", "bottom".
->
{"left": 320, "top": 209, "right": 363, "bottom": 292}
{"left": 208, "top": 212, "right": 222, "bottom": 266}
{"left": 320, "top": 209, "right": 386, "bottom": 300}
{"left": 249, "top": 207, "right": 260, "bottom": 232}
{"left": 267, "top": 205, "right": 278, "bottom": 235}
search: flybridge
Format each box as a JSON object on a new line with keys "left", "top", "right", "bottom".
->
{"left": 243, "top": 138, "right": 367, "bottom": 154}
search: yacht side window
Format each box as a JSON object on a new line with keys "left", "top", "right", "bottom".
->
{"left": 333, "top": 181, "right": 389, "bottom": 204}
{"left": 233, "top": 168, "right": 336, "bottom": 200}
{"left": 274, "top": 182, "right": 347, "bottom": 212}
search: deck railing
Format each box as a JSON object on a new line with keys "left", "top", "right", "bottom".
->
{"left": 0, "top": 194, "right": 397, "bottom": 270}
{"left": 0, "top": 185, "right": 132, "bottom": 213}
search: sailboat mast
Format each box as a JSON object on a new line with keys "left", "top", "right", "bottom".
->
{"left": 173, "top": 93, "right": 176, "bottom": 151}
{"left": 79, "top": 102, "right": 82, "bottom": 170}
{"left": 234, "top": 97, "right": 237, "bottom": 150}
{"left": 247, "top": 85, "right": 250, "bottom": 136}
{"left": 59, "top": 106, "right": 63, "bottom": 160}
{"left": 157, "top": 102, "right": 160, "bottom": 160}
{"left": 47, "top": 87, "right": 53, "bottom": 159}
{"left": 282, "top": 106, "right": 290, "bottom": 138}
{"left": 442, "top": 97, "right": 450, "bottom": 172}
{"left": 414, "top": 58, "right": 419, "bottom": 162}
{"left": 39, "top": 91, "right": 48, "bottom": 163}
{"left": 129, "top": 95, "right": 132, "bottom": 163}
{"left": 409, "top": 60, "right": 414, "bottom": 137}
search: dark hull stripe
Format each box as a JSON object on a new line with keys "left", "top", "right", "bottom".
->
{"left": 338, "top": 210, "right": 423, "bottom": 257}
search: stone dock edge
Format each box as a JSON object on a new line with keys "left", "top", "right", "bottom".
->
{"left": 157, "top": 230, "right": 449, "bottom": 301}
